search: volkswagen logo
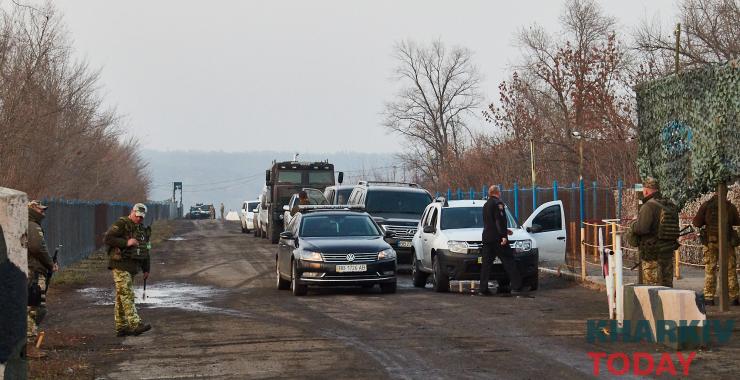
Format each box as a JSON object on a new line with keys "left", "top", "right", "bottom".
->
{"left": 346, "top": 253, "right": 356, "bottom": 262}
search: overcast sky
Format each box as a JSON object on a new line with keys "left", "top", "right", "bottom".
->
{"left": 45, "top": 0, "right": 677, "bottom": 154}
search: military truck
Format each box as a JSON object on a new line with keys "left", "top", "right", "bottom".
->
{"left": 262, "top": 159, "right": 342, "bottom": 243}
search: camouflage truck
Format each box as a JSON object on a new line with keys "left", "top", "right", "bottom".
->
{"left": 263, "top": 160, "right": 339, "bottom": 243}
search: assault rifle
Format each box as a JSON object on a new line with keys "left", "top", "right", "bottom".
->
{"left": 45, "top": 244, "right": 61, "bottom": 292}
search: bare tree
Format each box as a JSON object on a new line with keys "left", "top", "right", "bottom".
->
{"left": 635, "top": 0, "right": 740, "bottom": 74}
{"left": 484, "top": 0, "right": 638, "bottom": 185}
{"left": 383, "top": 40, "right": 482, "bottom": 184}
{"left": 0, "top": 2, "right": 150, "bottom": 202}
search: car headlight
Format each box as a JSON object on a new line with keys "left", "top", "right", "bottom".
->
{"left": 378, "top": 248, "right": 396, "bottom": 260}
{"left": 510, "top": 239, "right": 532, "bottom": 253}
{"left": 298, "top": 251, "right": 323, "bottom": 262}
{"left": 447, "top": 240, "right": 469, "bottom": 254}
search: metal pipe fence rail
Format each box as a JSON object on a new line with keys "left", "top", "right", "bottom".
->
{"left": 40, "top": 199, "right": 178, "bottom": 268}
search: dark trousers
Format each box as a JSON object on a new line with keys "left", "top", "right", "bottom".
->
{"left": 479, "top": 242, "right": 522, "bottom": 292}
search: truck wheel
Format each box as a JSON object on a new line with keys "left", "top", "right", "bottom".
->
{"left": 432, "top": 256, "right": 449, "bottom": 293}
{"left": 380, "top": 281, "right": 397, "bottom": 294}
{"left": 411, "top": 255, "right": 428, "bottom": 288}
{"left": 269, "top": 223, "right": 280, "bottom": 244}
{"left": 291, "top": 260, "right": 307, "bottom": 296}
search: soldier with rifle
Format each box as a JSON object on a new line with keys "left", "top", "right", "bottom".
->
{"left": 105, "top": 203, "right": 153, "bottom": 337}
{"left": 26, "top": 200, "right": 58, "bottom": 358}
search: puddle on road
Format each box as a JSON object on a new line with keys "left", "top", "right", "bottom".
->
{"left": 167, "top": 236, "right": 187, "bottom": 241}
{"left": 78, "top": 281, "right": 247, "bottom": 317}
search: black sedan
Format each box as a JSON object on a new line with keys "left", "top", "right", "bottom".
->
{"left": 275, "top": 208, "right": 397, "bottom": 296}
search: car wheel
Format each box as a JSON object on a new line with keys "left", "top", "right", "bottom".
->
{"left": 432, "top": 256, "right": 449, "bottom": 293}
{"left": 411, "top": 255, "right": 428, "bottom": 288}
{"left": 291, "top": 260, "right": 307, "bottom": 296}
{"left": 380, "top": 281, "right": 397, "bottom": 294}
{"left": 276, "top": 261, "right": 290, "bottom": 290}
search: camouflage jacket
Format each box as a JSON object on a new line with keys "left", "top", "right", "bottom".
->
{"left": 104, "top": 216, "right": 151, "bottom": 274}
{"left": 630, "top": 192, "right": 679, "bottom": 257}
{"left": 692, "top": 195, "right": 740, "bottom": 242}
{"left": 27, "top": 209, "right": 53, "bottom": 274}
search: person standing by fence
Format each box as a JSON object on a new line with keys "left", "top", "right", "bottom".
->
{"left": 628, "top": 177, "right": 680, "bottom": 287}
{"left": 26, "top": 200, "right": 58, "bottom": 358}
{"left": 693, "top": 194, "right": 740, "bottom": 306}
{"left": 220, "top": 203, "right": 225, "bottom": 220}
{"left": 105, "top": 203, "right": 152, "bottom": 337}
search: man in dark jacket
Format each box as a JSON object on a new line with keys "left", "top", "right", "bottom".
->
{"left": 479, "top": 186, "right": 522, "bottom": 296}
{"left": 693, "top": 194, "right": 740, "bottom": 306}
{"left": 105, "top": 203, "right": 152, "bottom": 337}
{"left": 26, "top": 200, "right": 57, "bottom": 358}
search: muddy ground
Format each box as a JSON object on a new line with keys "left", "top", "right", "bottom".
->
{"left": 31, "top": 220, "right": 740, "bottom": 379}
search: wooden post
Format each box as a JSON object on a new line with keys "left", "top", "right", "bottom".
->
{"left": 592, "top": 224, "right": 599, "bottom": 257}
{"left": 718, "top": 183, "right": 729, "bottom": 311}
{"left": 580, "top": 227, "right": 587, "bottom": 280}
{"left": 674, "top": 248, "right": 681, "bottom": 280}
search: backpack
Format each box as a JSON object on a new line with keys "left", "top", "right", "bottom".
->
{"left": 650, "top": 198, "right": 680, "bottom": 242}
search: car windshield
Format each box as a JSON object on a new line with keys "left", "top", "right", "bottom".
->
{"left": 440, "top": 207, "right": 483, "bottom": 229}
{"left": 300, "top": 215, "right": 381, "bottom": 237}
{"left": 440, "top": 206, "right": 518, "bottom": 229}
{"left": 247, "top": 202, "right": 258, "bottom": 210}
{"left": 365, "top": 190, "right": 431, "bottom": 215}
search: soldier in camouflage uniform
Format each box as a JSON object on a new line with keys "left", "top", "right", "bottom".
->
{"left": 26, "top": 200, "right": 58, "bottom": 358}
{"left": 629, "top": 178, "right": 680, "bottom": 287}
{"left": 693, "top": 194, "right": 740, "bottom": 306}
{"left": 105, "top": 203, "right": 152, "bottom": 337}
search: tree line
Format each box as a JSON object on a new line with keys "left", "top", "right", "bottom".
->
{"left": 385, "top": 0, "right": 739, "bottom": 191}
{"left": 0, "top": 3, "right": 149, "bottom": 202}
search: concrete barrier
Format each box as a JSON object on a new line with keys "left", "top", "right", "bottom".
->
{"left": 0, "top": 188, "right": 29, "bottom": 379}
{"left": 623, "top": 284, "right": 706, "bottom": 350}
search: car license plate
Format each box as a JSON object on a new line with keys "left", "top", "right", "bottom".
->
{"left": 477, "top": 257, "right": 503, "bottom": 264}
{"left": 398, "top": 240, "right": 412, "bottom": 248}
{"left": 336, "top": 264, "right": 367, "bottom": 273}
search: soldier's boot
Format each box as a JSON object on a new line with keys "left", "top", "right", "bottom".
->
{"left": 132, "top": 322, "right": 152, "bottom": 336}
{"left": 26, "top": 343, "right": 47, "bottom": 359}
{"left": 116, "top": 328, "right": 133, "bottom": 337}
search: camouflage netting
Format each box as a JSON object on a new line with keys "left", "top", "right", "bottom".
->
{"left": 636, "top": 60, "right": 740, "bottom": 208}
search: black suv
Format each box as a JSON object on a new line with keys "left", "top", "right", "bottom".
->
{"left": 346, "top": 181, "right": 432, "bottom": 265}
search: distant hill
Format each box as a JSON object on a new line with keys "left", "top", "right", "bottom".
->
{"left": 142, "top": 150, "right": 402, "bottom": 213}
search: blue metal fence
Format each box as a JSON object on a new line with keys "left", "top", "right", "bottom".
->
{"left": 40, "top": 199, "right": 178, "bottom": 268}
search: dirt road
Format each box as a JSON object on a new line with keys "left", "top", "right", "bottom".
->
{"left": 36, "top": 220, "right": 739, "bottom": 379}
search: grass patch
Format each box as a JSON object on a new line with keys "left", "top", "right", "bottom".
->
{"left": 150, "top": 219, "right": 176, "bottom": 245}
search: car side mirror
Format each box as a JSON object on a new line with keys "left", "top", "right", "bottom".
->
{"left": 423, "top": 225, "right": 436, "bottom": 234}
{"left": 265, "top": 169, "right": 271, "bottom": 185}
{"left": 527, "top": 224, "right": 542, "bottom": 233}
{"left": 280, "top": 231, "right": 293, "bottom": 239}
{"left": 384, "top": 230, "right": 393, "bottom": 238}
{"left": 252, "top": 208, "right": 259, "bottom": 213}
{"left": 283, "top": 205, "right": 290, "bottom": 211}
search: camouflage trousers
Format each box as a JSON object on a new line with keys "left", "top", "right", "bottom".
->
{"left": 702, "top": 243, "right": 739, "bottom": 300}
{"left": 112, "top": 269, "right": 141, "bottom": 332}
{"left": 640, "top": 253, "right": 674, "bottom": 287}
{"left": 27, "top": 274, "right": 47, "bottom": 338}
